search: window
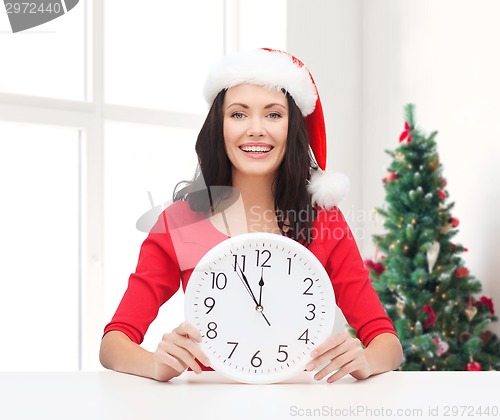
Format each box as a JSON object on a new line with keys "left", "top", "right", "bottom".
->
{"left": 0, "top": 2, "right": 88, "bottom": 101}
{"left": 0, "top": 0, "right": 286, "bottom": 371}
{"left": 0, "top": 122, "right": 81, "bottom": 371}
{"left": 104, "top": 0, "right": 224, "bottom": 113}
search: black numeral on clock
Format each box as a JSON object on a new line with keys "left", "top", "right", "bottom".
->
{"left": 251, "top": 350, "right": 263, "bottom": 367}
{"left": 305, "top": 303, "right": 316, "bottom": 320}
{"left": 233, "top": 254, "right": 246, "bottom": 272}
{"left": 287, "top": 257, "right": 292, "bottom": 275}
{"left": 277, "top": 345, "right": 289, "bottom": 362}
{"left": 211, "top": 272, "right": 227, "bottom": 290}
{"left": 255, "top": 249, "right": 271, "bottom": 267}
{"left": 206, "top": 322, "right": 218, "bottom": 339}
{"left": 303, "top": 278, "right": 313, "bottom": 295}
{"left": 204, "top": 297, "right": 215, "bottom": 314}
{"left": 227, "top": 341, "right": 239, "bottom": 358}
{"left": 298, "top": 329, "right": 310, "bottom": 344}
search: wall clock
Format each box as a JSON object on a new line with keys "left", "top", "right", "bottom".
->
{"left": 184, "top": 232, "right": 336, "bottom": 384}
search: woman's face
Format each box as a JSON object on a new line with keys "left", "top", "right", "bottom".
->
{"left": 222, "top": 84, "right": 288, "bottom": 181}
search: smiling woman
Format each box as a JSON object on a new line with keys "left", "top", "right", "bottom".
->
{"left": 100, "top": 49, "right": 402, "bottom": 384}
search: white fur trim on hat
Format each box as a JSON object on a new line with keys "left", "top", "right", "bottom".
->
{"left": 203, "top": 50, "right": 318, "bottom": 117}
{"left": 307, "top": 169, "right": 350, "bottom": 209}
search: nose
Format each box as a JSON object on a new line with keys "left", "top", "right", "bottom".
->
{"left": 246, "top": 117, "right": 266, "bottom": 137}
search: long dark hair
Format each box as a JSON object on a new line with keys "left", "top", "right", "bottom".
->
{"left": 173, "top": 88, "right": 317, "bottom": 245}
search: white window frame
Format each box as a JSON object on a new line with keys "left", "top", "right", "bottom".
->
{"left": 0, "top": 0, "right": 283, "bottom": 370}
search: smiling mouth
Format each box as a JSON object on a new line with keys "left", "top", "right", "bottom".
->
{"left": 239, "top": 145, "right": 274, "bottom": 153}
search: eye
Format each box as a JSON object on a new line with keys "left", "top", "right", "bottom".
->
{"left": 267, "top": 112, "right": 282, "bottom": 119}
{"left": 231, "top": 112, "right": 245, "bottom": 119}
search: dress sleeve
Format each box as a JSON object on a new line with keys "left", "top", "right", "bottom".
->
{"left": 103, "top": 211, "right": 181, "bottom": 344}
{"left": 323, "top": 209, "right": 397, "bottom": 346}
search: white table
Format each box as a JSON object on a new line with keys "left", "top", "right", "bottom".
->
{"left": 1, "top": 371, "right": 499, "bottom": 419}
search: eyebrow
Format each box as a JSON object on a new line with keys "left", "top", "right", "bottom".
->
{"left": 226, "top": 102, "right": 287, "bottom": 110}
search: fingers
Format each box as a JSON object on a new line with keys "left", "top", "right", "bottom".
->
{"left": 314, "top": 347, "right": 364, "bottom": 382}
{"left": 305, "top": 330, "right": 350, "bottom": 371}
{"left": 323, "top": 360, "right": 359, "bottom": 383}
{"left": 174, "top": 321, "right": 203, "bottom": 343}
{"left": 309, "top": 330, "right": 351, "bottom": 359}
{"left": 307, "top": 332, "right": 350, "bottom": 368}
{"left": 157, "top": 335, "right": 203, "bottom": 374}
{"left": 155, "top": 346, "right": 189, "bottom": 374}
{"left": 306, "top": 330, "right": 367, "bottom": 383}
{"left": 155, "top": 322, "right": 210, "bottom": 376}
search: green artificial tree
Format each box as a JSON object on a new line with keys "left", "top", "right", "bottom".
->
{"left": 365, "top": 104, "right": 500, "bottom": 371}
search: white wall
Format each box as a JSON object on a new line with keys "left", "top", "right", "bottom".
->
{"left": 362, "top": 0, "right": 500, "bottom": 335}
{"left": 288, "top": 0, "right": 500, "bottom": 336}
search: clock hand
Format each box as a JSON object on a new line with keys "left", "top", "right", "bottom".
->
{"left": 234, "top": 263, "right": 259, "bottom": 305}
{"left": 234, "top": 263, "right": 271, "bottom": 327}
{"left": 258, "top": 267, "right": 264, "bottom": 308}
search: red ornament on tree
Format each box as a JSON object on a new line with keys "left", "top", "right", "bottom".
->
{"left": 364, "top": 259, "right": 385, "bottom": 275}
{"left": 474, "top": 296, "right": 495, "bottom": 315}
{"left": 455, "top": 267, "right": 470, "bottom": 278}
{"left": 383, "top": 171, "right": 398, "bottom": 184}
{"left": 450, "top": 217, "right": 460, "bottom": 228}
{"left": 399, "top": 122, "right": 412, "bottom": 143}
{"left": 450, "top": 243, "right": 468, "bottom": 252}
{"left": 422, "top": 305, "right": 436, "bottom": 328}
{"left": 466, "top": 360, "right": 481, "bottom": 371}
{"left": 432, "top": 337, "right": 450, "bottom": 356}
{"left": 437, "top": 190, "right": 447, "bottom": 200}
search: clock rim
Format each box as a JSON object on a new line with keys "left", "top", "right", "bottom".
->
{"left": 184, "top": 232, "right": 336, "bottom": 384}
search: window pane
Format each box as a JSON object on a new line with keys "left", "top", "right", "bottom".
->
{"left": 104, "top": 121, "right": 199, "bottom": 350}
{"left": 105, "top": 0, "right": 224, "bottom": 114}
{"left": 0, "top": 1, "right": 88, "bottom": 101}
{"left": 0, "top": 121, "right": 80, "bottom": 371}
{"left": 238, "top": 0, "right": 287, "bottom": 51}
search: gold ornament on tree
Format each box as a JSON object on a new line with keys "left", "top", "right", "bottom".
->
{"left": 441, "top": 223, "right": 452, "bottom": 234}
{"left": 395, "top": 151, "right": 405, "bottom": 162}
{"left": 426, "top": 241, "right": 440, "bottom": 273}
{"left": 441, "top": 217, "right": 459, "bottom": 234}
{"left": 428, "top": 154, "right": 440, "bottom": 171}
{"left": 397, "top": 298, "right": 406, "bottom": 317}
{"left": 464, "top": 306, "right": 478, "bottom": 322}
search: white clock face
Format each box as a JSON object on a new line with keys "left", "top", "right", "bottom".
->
{"left": 184, "top": 232, "right": 335, "bottom": 384}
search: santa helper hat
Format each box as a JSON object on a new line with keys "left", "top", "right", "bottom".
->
{"left": 203, "top": 48, "right": 349, "bottom": 209}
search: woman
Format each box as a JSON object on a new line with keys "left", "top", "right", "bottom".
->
{"left": 100, "top": 49, "right": 402, "bottom": 383}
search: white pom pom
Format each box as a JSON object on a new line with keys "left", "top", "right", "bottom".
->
{"left": 307, "top": 170, "right": 350, "bottom": 209}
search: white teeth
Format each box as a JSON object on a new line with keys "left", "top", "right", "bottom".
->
{"left": 240, "top": 146, "right": 272, "bottom": 153}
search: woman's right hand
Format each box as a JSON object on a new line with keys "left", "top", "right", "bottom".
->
{"left": 153, "top": 321, "right": 210, "bottom": 381}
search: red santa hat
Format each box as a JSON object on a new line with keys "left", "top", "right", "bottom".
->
{"left": 203, "top": 48, "right": 349, "bottom": 209}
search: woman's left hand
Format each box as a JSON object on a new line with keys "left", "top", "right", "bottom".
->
{"left": 305, "top": 330, "right": 372, "bottom": 383}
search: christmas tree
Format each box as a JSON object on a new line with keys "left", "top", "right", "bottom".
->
{"left": 365, "top": 104, "right": 500, "bottom": 371}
